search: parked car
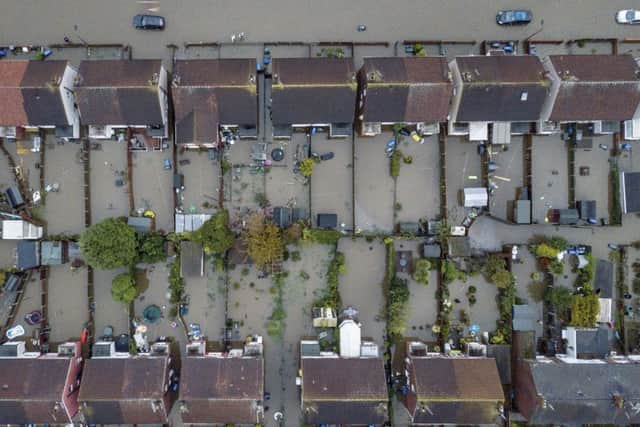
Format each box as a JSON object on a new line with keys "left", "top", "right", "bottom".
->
{"left": 133, "top": 14, "right": 165, "bottom": 30}
{"left": 163, "top": 158, "right": 172, "bottom": 170}
{"left": 357, "top": 24, "right": 367, "bottom": 32}
{"left": 319, "top": 152, "right": 334, "bottom": 161}
{"left": 616, "top": 9, "right": 640, "bottom": 24}
{"left": 496, "top": 9, "right": 532, "bottom": 25}
{"left": 6, "top": 325, "right": 25, "bottom": 340}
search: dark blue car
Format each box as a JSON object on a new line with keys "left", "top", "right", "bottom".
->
{"left": 133, "top": 14, "right": 165, "bottom": 30}
{"left": 496, "top": 9, "right": 532, "bottom": 25}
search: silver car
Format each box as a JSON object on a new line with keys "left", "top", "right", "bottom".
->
{"left": 616, "top": 9, "right": 640, "bottom": 24}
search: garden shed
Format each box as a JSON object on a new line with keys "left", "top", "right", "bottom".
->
{"left": 463, "top": 187, "right": 488, "bottom": 208}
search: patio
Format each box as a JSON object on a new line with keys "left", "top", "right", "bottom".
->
{"left": 43, "top": 140, "right": 85, "bottom": 235}
{"left": 355, "top": 132, "right": 395, "bottom": 233}
{"left": 131, "top": 150, "right": 174, "bottom": 232}
{"left": 488, "top": 137, "right": 525, "bottom": 222}
{"left": 47, "top": 265, "right": 87, "bottom": 342}
{"left": 177, "top": 148, "right": 220, "bottom": 216}
{"left": 89, "top": 141, "right": 129, "bottom": 223}
{"left": 532, "top": 135, "right": 569, "bottom": 224}
{"left": 574, "top": 140, "right": 611, "bottom": 224}
{"left": 395, "top": 136, "right": 440, "bottom": 224}
{"left": 311, "top": 133, "right": 353, "bottom": 229}
{"left": 446, "top": 136, "right": 483, "bottom": 224}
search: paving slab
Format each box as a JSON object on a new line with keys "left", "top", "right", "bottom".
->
{"left": 131, "top": 150, "right": 174, "bottom": 232}
{"left": 43, "top": 141, "right": 85, "bottom": 235}
{"left": 446, "top": 136, "right": 482, "bottom": 224}
{"left": 47, "top": 265, "right": 88, "bottom": 341}
{"left": 396, "top": 136, "right": 440, "bottom": 223}
{"left": 89, "top": 141, "right": 129, "bottom": 223}
{"left": 93, "top": 268, "right": 130, "bottom": 337}
{"left": 355, "top": 133, "right": 395, "bottom": 232}
{"left": 311, "top": 134, "right": 353, "bottom": 229}
{"left": 177, "top": 149, "right": 220, "bottom": 216}
{"left": 532, "top": 135, "right": 569, "bottom": 224}
{"left": 574, "top": 141, "right": 611, "bottom": 223}
{"left": 339, "top": 238, "right": 386, "bottom": 345}
{"left": 488, "top": 137, "right": 524, "bottom": 222}
{"left": 266, "top": 138, "right": 309, "bottom": 211}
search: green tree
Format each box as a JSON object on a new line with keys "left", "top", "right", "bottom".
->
{"left": 137, "top": 232, "right": 166, "bottom": 263}
{"left": 548, "top": 236, "right": 568, "bottom": 251}
{"left": 80, "top": 218, "right": 137, "bottom": 269}
{"left": 111, "top": 273, "right": 137, "bottom": 304}
{"left": 413, "top": 259, "right": 431, "bottom": 285}
{"left": 547, "top": 286, "right": 572, "bottom": 314}
{"left": 192, "top": 210, "right": 235, "bottom": 255}
{"left": 570, "top": 293, "right": 600, "bottom": 327}
{"left": 491, "top": 269, "right": 515, "bottom": 289}
{"left": 549, "top": 260, "right": 564, "bottom": 276}
{"left": 535, "top": 243, "right": 559, "bottom": 259}
{"left": 483, "top": 255, "right": 507, "bottom": 279}
{"left": 388, "top": 277, "right": 410, "bottom": 339}
{"left": 243, "top": 212, "right": 283, "bottom": 270}
{"left": 299, "top": 158, "right": 315, "bottom": 177}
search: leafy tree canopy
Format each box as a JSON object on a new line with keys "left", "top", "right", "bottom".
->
{"left": 243, "top": 212, "right": 283, "bottom": 270}
{"left": 111, "top": 273, "right": 137, "bottom": 304}
{"left": 137, "top": 231, "right": 166, "bottom": 263}
{"left": 80, "top": 218, "right": 137, "bottom": 269}
{"left": 192, "top": 210, "right": 235, "bottom": 255}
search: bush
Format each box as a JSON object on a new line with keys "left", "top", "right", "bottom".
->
{"left": 137, "top": 231, "right": 166, "bottom": 263}
{"left": 303, "top": 228, "right": 341, "bottom": 245}
{"left": 290, "top": 251, "right": 301, "bottom": 262}
{"left": 316, "top": 251, "right": 345, "bottom": 308}
{"left": 548, "top": 236, "right": 568, "bottom": 252}
{"left": 491, "top": 269, "right": 515, "bottom": 289}
{"left": 413, "top": 259, "right": 431, "bottom": 285}
{"left": 483, "top": 255, "right": 507, "bottom": 280}
{"left": 575, "top": 253, "right": 595, "bottom": 288}
{"left": 468, "top": 294, "right": 477, "bottom": 305}
{"left": 547, "top": 286, "right": 572, "bottom": 315}
{"left": 535, "top": 243, "right": 559, "bottom": 259}
{"left": 570, "top": 293, "right": 600, "bottom": 327}
{"left": 442, "top": 260, "right": 465, "bottom": 284}
{"left": 80, "top": 218, "right": 137, "bottom": 269}
{"left": 111, "top": 273, "right": 137, "bottom": 304}
{"left": 168, "top": 259, "right": 185, "bottom": 304}
{"left": 549, "top": 260, "right": 564, "bottom": 276}
{"left": 243, "top": 212, "right": 283, "bottom": 270}
{"left": 283, "top": 222, "right": 303, "bottom": 244}
{"left": 192, "top": 210, "right": 235, "bottom": 256}
{"left": 388, "top": 277, "right": 410, "bottom": 339}
{"left": 527, "top": 281, "right": 546, "bottom": 302}
{"left": 467, "top": 285, "right": 477, "bottom": 294}
{"left": 390, "top": 149, "right": 402, "bottom": 178}
{"left": 299, "top": 158, "right": 315, "bottom": 177}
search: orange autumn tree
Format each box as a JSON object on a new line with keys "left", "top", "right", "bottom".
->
{"left": 243, "top": 212, "right": 283, "bottom": 270}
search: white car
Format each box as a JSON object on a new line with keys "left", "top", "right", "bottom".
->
{"left": 6, "top": 324, "right": 25, "bottom": 340}
{"left": 616, "top": 9, "right": 640, "bottom": 24}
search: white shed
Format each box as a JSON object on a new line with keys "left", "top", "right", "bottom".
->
{"left": 339, "top": 319, "right": 361, "bottom": 358}
{"left": 463, "top": 187, "right": 488, "bottom": 208}
{"left": 1, "top": 220, "right": 43, "bottom": 240}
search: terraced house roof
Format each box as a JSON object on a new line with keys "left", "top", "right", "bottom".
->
{"left": 271, "top": 58, "right": 357, "bottom": 125}
{"left": 453, "top": 55, "right": 550, "bottom": 122}
{"left": 0, "top": 60, "right": 69, "bottom": 126}
{"left": 409, "top": 356, "right": 504, "bottom": 425}
{"left": 360, "top": 57, "right": 453, "bottom": 123}
{"left": 548, "top": 54, "right": 640, "bottom": 121}
{"left": 179, "top": 356, "right": 264, "bottom": 424}
{"left": 76, "top": 59, "right": 163, "bottom": 126}
{"left": 300, "top": 357, "right": 388, "bottom": 425}
{"left": 173, "top": 59, "right": 257, "bottom": 144}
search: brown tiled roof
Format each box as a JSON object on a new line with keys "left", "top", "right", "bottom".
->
{"left": 272, "top": 58, "right": 355, "bottom": 85}
{"left": 179, "top": 356, "right": 263, "bottom": 424}
{"left": 548, "top": 55, "right": 640, "bottom": 121}
{"left": 409, "top": 357, "right": 504, "bottom": 424}
{"left": 0, "top": 357, "right": 71, "bottom": 424}
{"left": 78, "top": 357, "right": 169, "bottom": 424}
{"left": 301, "top": 357, "right": 388, "bottom": 424}
{"left": 412, "top": 357, "right": 503, "bottom": 401}
{"left": 550, "top": 54, "right": 640, "bottom": 82}
{"left": 271, "top": 58, "right": 357, "bottom": 125}
{"left": 456, "top": 55, "right": 546, "bottom": 83}
{"left": 173, "top": 59, "right": 257, "bottom": 143}
{"left": 78, "top": 59, "right": 161, "bottom": 87}
{"left": 76, "top": 60, "right": 164, "bottom": 125}
{"left": 174, "top": 59, "right": 256, "bottom": 86}
{"left": 455, "top": 56, "right": 549, "bottom": 122}
{"left": 363, "top": 57, "right": 450, "bottom": 84}
{"left": 0, "top": 60, "right": 69, "bottom": 126}
{"left": 361, "top": 57, "right": 453, "bottom": 123}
